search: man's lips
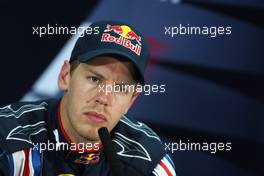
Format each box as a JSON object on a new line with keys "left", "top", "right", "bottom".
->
{"left": 84, "top": 111, "right": 107, "bottom": 123}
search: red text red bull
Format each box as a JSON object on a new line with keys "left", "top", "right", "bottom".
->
{"left": 101, "top": 33, "right": 141, "bottom": 56}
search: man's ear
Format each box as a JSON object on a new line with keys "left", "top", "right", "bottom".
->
{"left": 124, "top": 91, "right": 140, "bottom": 114}
{"left": 58, "top": 60, "right": 71, "bottom": 92}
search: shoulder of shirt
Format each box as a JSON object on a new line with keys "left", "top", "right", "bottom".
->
{"left": 0, "top": 99, "right": 58, "bottom": 154}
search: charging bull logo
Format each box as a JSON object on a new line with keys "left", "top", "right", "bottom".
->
{"left": 74, "top": 153, "right": 100, "bottom": 165}
{"left": 101, "top": 24, "right": 142, "bottom": 56}
{"left": 105, "top": 24, "right": 142, "bottom": 45}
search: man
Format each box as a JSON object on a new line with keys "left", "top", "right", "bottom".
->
{"left": 0, "top": 21, "right": 176, "bottom": 176}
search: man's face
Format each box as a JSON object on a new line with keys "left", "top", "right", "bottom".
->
{"left": 59, "top": 56, "right": 139, "bottom": 143}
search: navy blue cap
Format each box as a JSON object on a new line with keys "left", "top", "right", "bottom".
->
{"left": 70, "top": 21, "right": 149, "bottom": 84}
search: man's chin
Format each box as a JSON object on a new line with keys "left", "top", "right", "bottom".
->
{"left": 81, "top": 131, "right": 100, "bottom": 142}
{"left": 77, "top": 126, "right": 104, "bottom": 142}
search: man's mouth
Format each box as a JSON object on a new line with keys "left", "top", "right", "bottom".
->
{"left": 84, "top": 111, "right": 107, "bottom": 123}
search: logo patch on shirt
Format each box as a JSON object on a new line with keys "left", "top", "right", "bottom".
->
{"left": 74, "top": 153, "right": 100, "bottom": 165}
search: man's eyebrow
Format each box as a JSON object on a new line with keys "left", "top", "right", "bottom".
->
{"left": 86, "top": 69, "right": 105, "bottom": 80}
{"left": 84, "top": 68, "right": 136, "bottom": 84}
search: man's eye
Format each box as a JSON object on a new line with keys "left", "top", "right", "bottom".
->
{"left": 87, "top": 76, "right": 100, "bottom": 83}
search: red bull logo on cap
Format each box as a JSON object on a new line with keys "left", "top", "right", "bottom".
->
{"left": 101, "top": 24, "right": 142, "bottom": 56}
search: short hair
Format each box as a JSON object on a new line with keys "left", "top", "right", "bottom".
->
{"left": 69, "top": 60, "right": 80, "bottom": 75}
{"left": 69, "top": 56, "right": 140, "bottom": 84}
{"left": 109, "top": 55, "right": 140, "bottom": 85}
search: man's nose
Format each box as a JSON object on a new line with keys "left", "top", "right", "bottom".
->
{"left": 95, "top": 84, "right": 114, "bottom": 106}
